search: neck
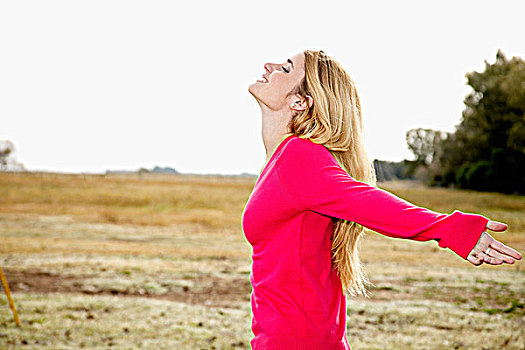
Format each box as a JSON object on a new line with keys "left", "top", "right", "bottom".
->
{"left": 259, "top": 102, "right": 293, "bottom": 162}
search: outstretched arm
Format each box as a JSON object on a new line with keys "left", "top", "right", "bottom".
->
{"left": 277, "top": 137, "right": 522, "bottom": 264}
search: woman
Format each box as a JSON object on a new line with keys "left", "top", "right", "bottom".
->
{"left": 243, "top": 50, "right": 522, "bottom": 350}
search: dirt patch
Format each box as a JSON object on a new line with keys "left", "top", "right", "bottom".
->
{"left": 3, "top": 269, "right": 252, "bottom": 309}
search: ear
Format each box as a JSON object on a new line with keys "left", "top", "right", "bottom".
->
{"left": 290, "top": 95, "right": 313, "bottom": 112}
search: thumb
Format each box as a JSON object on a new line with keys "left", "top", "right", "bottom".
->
{"left": 486, "top": 220, "right": 508, "bottom": 232}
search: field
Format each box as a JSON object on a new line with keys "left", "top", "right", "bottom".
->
{"left": 0, "top": 172, "right": 523, "bottom": 350}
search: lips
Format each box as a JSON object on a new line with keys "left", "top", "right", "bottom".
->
{"left": 256, "top": 74, "right": 269, "bottom": 83}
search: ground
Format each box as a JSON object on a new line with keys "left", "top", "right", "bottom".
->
{"left": 0, "top": 173, "right": 523, "bottom": 349}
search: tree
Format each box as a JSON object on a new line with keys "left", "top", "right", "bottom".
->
{"left": 405, "top": 128, "right": 447, "bottom": 179}
{"left": 433, "top": 49, "right": 525, "bottom": 194}
{"left": 0, "top": 140, "right": 26, "bottom": 172}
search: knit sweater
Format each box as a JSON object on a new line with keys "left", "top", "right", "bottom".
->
{"left": 241, "top": 134, "right": 490, "bottom": 350}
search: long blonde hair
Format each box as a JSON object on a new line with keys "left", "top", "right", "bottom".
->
{"left": 284, "top": 50, "right": 377, "bottom": 297}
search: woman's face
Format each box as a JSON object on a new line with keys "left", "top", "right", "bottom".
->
{"left": 248, "top": 52, "right": 305, "bottom": 111}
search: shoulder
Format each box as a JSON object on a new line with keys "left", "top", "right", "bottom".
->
{"left": 279, "top": 135, "right": 337, "bottom": 167}
{"left": 283, "top": 135, "right": 328, "bottom": 154}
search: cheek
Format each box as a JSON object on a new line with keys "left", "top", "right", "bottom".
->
{"left": 273, "top": 74, "right": 290, "bottom": 85}
{"left": 271, "top": 75, "right": 293, "bottom": 94}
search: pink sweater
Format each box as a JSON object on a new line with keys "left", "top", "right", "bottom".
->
{"left": 242, "top": 134, "right": 489, "bottom": 350}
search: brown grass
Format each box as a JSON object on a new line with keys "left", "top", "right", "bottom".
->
{"left": 0, "top": 172, "right": 523, "bottom": 349}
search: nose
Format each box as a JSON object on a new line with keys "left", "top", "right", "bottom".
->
{"left": 264, "top": 62, "right": 278, "bottom": 73}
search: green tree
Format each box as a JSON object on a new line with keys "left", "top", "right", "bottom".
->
{"left": 434, "top": 49, "right": 525, "bottom": 194}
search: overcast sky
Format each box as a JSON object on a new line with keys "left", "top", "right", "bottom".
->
{"left": 1, "top": 0, "right": 523, "bottom": 175}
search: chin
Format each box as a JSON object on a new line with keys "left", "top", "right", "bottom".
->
{"left": 248, "top": 83, "right": 260, "bottom": 98}
{"left": 248, "top": 81, "right": 273, "bottom": 109}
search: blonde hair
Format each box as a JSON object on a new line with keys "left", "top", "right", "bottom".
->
{"left": 283, "top": 50, "right": 377, "bottom": 297}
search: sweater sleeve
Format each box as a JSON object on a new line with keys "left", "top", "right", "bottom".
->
{"left": 275, "top": 137, "right": 490, "bottom": 260}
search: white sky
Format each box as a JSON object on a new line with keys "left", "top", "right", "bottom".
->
{"left": 1, "top": 0, "right": 524, "bottom": 175}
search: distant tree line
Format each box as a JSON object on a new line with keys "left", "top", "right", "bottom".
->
{"left": 373, "top": 159, "right": 406, "bottom": 182}
{"left": 403, "top": 49, "right": 525, "bottom": 194}
{"left": 105, "top": 166, "right": 179, "bottom": 175}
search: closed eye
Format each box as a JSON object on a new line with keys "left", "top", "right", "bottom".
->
{"left": 282, "top": 66, "right": 290, "bottom": 73}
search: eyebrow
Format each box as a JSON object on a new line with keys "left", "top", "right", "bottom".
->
{"left": 287, "top": 58, "right": 294, "bottom": 70}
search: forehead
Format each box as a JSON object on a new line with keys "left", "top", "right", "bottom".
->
{"left": 290, "top": 52, "right": 305, "bottom": 69}
{"left": 291, "top": 52, "right": 304, "bottom": 62}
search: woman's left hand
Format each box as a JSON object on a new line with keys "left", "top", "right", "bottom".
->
{"left": 467, "top": 220, "right": 523, "bottom": 266}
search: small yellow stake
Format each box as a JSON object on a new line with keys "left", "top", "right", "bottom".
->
{"left": 0, "top": 267, "right": 21, "bottom": 327}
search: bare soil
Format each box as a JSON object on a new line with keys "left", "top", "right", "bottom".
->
{"left": 4, "top": 269, "right": 251, "bottom": 309}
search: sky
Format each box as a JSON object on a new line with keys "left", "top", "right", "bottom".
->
{"left": 1, "top": 0, "right": 524, "bottom": 175}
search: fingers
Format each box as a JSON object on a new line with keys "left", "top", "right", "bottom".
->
{"left": 468, "top": 243, "right": 513, "bottom": 266}
{"left": 483, "top": 221, "right": 522, "bottom": 261}
{"left": 486, "top": 220, "right": 508, "bottom": 232}
{"left": 482, "top": 248, "right": 506, "bottom": 265}
{"left": 467, "top": 220, "right": 522, "bottom": 267}
{"left": 480, "top": 255, "right": 504, "bottom": 265}
{"left": 487, "top": 239, "right": 523, "bottom": 261}
{"left": 467, "top": 250, "right": 503, "bottom": 266}
{"left": 471, "top": 244, "right": 521, "bottom": 266}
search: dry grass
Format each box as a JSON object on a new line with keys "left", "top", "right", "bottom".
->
{"left": 0, "top": 172, "right": 251, "bottom": 228}
{"left": 0, "top": 172, "right": 524, "bottom": 349}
